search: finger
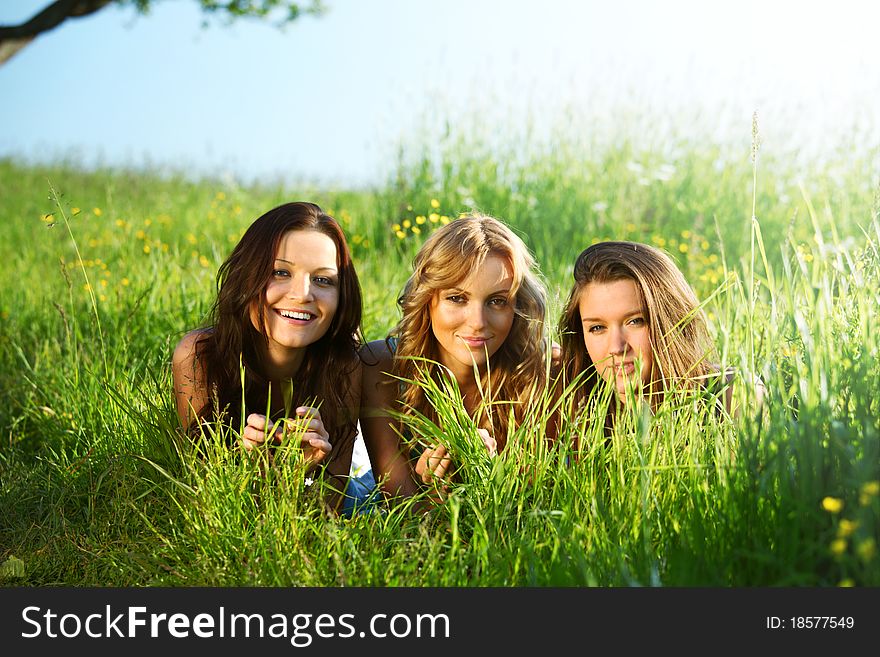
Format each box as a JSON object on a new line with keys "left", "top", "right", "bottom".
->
{"left": 432, "top": 454, "right": 453, "bottom": 479}
{"left": 246, "top": 413, "right": 268, "bottom": 430}
{"left": 286, "top": 417, "right": 327, "bottom": 437}
{"left": 296, "top": 406, "right": 322, "bottom": 423}
{"left": 477, "top": 429, "right": 497, "bottom": 457}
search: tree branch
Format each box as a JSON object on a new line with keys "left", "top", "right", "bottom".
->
{"left": 0, "top": 0, "right": 114, "bottom": 64}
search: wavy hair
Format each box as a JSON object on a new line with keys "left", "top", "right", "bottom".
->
{"left": 194, "top": 202, "right": 362, "bottom": 458}
{"left": 559, "top": 241, "right": 716, "bottom": 414}
{"left": 390, "top": 213, "right": 547, "bottom": 450}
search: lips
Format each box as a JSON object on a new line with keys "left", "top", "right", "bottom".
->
{"left": 458, "top": 335, "right": 492, "bottom": 348}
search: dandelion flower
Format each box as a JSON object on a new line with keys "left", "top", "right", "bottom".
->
{"left": 430, "top": 199, "right": 440, "bottom": 209}
{"left": 860, "top": 481, "right": 879, "bottom": 506}
{"left": 822, "top": 497, "right": 844, "bottom": 513}
{"left": 93, "top": 207, "right": 103, "bottom": 217}
{"left": 837, "top": 519, "right": 859, "bottom": 538}
{"left": 121, "top": 278, "right": 130, "bottom": 287}
{"left": 395, "top": 230, "right": 406, "bottom": 240}
{"left": 187, "top": 233, "right": 198, "bottom": 245}
{"left": 411, "top": 226, "right": 421, "bottom": 235}
{"left": 416, "top": 215, "right": 426, "bottom": 224}
{"left": 199, "top": 255, "right": 210, "bottom": 268}
{"left": 403, "top": 219, "right": 412, "bottom": 229}
{"left": 143, "top": 245, "right": 151, "bottom": 254}
{"left": 830, "top": 539, "right": 847, "bottom": 556}
{"left": 856, "top": 538, "right": 876, "bottom": 562}
{"left": 392, "top": 224, "right": 401, "bottom": 232}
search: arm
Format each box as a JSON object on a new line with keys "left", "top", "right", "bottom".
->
{"left": 171, "top": 329, "right": 211, "bottom": 433}
{"left": 358, "top": 340, "right": 422, "bottom": 501}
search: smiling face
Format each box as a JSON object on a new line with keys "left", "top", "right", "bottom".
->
{"left": 578, "top": 278, "right": 654, "bottom": 402}
{"left": 251, "top": 229, "right": 340, "bottom": 364}
{"left": 429, "top": 254, "right": 516, "bottom": 382}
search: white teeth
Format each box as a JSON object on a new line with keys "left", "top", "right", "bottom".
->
{"left": 279, "top": 310, "right": 312, "bottom": 321}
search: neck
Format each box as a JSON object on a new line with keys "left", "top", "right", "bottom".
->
{"left": 259, "top": 343, "right": 307, "bottom": 383}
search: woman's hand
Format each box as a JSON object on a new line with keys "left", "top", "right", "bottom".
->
{"left": 414, "top": 428, "right": 497, "bottom": 498}
{"left": 243, "top": 408, "right": 332, "bottom": 468}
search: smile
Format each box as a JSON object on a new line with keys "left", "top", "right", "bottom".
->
{"left": 276, "top": 309, "right": 315, "bottom": 322}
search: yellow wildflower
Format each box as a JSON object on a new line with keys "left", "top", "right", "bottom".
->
{"left": 392, "top": 224, "right": 401, "bottom": 232}
{"left": 821, "top": 497, "right": 844, "bottom": 513}
{"left": 838, "top": 579, "right": 855, "bottom": 587}
{"left": 395, "top": 230, "right": 406, "bottom": 240}
{"left": 416, "top": 215, "right": 426, "bottom": 224}
{"left": 430, "top": 199, "right": 440, "bottom": 209}
{"left": 830, "top": 539, "right": 847, "bottom": 556}
{"left": 199, "top": 255, "right": 210, "bottom": 268}
{"left": 93, "top": 207, "right": 102, "bottom": 217}
{"left": 860, "top": 481, "right": 879, "bottom": 506}
{"left": 856, "top": 538, "right": 876, "bottom": 562}
{"left": 136, "top": 230, "right": 146, "bottom": 240}
{"left": 187, "top": 233, "right": 198, "bottom": 245}
{"left": 412, "top": 226, "right": 421, "bottom": 235}
{"left": 143, "top": 245, "right": 151, "bottom": 254}
{"left": 678, "top": 243, "right": 688, "bottom": 253}
{"left": 837, "top": 519, "right": 858, "bottom": 538}
{"left": 402, "top": 219, "right": 412, "bottom": 229}
{"left": 121, "top": 278, "right": 130, "bottom": 287}
{"left": 71, "top": 207, "right": 81, "bottom": 215}
{"left": 440, "top": 216, "right": 450, "bottom": 225}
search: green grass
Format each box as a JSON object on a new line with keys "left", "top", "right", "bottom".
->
{"left": 0, "top": 119, "right": 878, "bottom": 586}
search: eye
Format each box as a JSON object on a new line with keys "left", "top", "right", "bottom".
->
{"left": 488, "top": 297, "right": 509, "bottom": 307}
{"left": 628, "top": 317, "right": 646, "bottom": 327}
{"left": 313, "top": 275, "right": 337, "bottom": 287}
{"left": 587, "top": 324, "right": 605, "bottom": 334}
{"left": 446, "top": 294, "right": 465, "bottom": 304}
{"left": 272, "top": 269, "right": 290, "bottom": 278}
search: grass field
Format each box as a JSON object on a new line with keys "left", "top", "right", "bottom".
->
{"left": 0, "top": 119, "right": 878, "bottom": 586}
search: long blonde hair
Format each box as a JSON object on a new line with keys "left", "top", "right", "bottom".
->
{"left": 559, "top": 241, "right": 716, "bottom": 414}
{"left": 391, "top": 213, "right": 548, "bottom": 450}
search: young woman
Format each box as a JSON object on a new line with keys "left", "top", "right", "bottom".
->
{"left": 359, "top": 213, "right": 551, "bottom": 500}
{"left": 172, "top": 201, "right": 363, "bottom": 512}
{"left": 559, "top": 240, "right": 754, "bottom": 430}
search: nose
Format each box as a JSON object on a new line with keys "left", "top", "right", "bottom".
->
{"left": 466, "top": 303, "right": 487, "bottom": 331}
{"left": 287, "top": 274, "right": 314, "bottom": 301}
{"left": 608, "top": 326, "right": 628, "bottom": 357}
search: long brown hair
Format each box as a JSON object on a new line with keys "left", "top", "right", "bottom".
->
{"left": 391, "top": 213, "right": 548, "bottom": 450}
{"left": 560, "top": 241, "right": 716, "bottom": 414}
{"left": 195, "top": 202, "right": 362, "bottom": 448}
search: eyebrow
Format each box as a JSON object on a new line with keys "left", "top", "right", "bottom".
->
{"left": 444, "top": 286, "right": 512, "bottom": 296}
{"left": 275, "top": 258, "right": 338, "bottom": 273}
{"left": 581, "top": 309, "right": 644, "bottom": 323}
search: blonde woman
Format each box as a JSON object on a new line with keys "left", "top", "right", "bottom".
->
{"left": 359, "top": 213, "right": 551, "bottom": 501}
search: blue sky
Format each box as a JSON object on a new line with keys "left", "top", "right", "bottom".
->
{"left": 1, "top": 0, "right": 878, "bottom": 186}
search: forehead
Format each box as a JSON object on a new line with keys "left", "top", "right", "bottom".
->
{"left": 578, "top": 279, "right": 643, "bottom": 313}
{"left": 276, "top": 229, "right": 338, "bottom": 266}
{"left": 449, "top": 254, "right": 513, "bottom": 291}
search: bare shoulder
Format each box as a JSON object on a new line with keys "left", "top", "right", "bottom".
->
{"left": 172, "top": 328, "right": 211, "bottom": 369}
{"left": 358, "top": 339, "right": 395, "bottom": 370}
{"left": 358, "top": 339, "right": 397, "bottom": 412}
